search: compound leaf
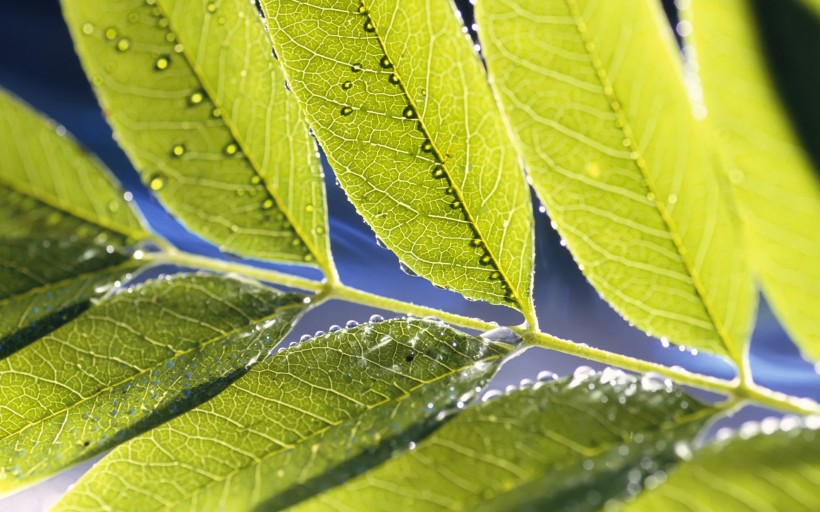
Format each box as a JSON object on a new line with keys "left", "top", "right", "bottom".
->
{"left": 476, "top": 0, "right": 755, "bottom": 359}
{"left": 0, "top": 274, "right": 304, "bottom": 493}
{"left": 261, "top": 0, "right": 534, "bottom": 316}
{"left": 53, "top": 318, "right": 511, "bottom": 511}
{"left": 62, "top": 0, "right": 332, "bottom": 272}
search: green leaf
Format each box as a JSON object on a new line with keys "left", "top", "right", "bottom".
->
{"left": 52, "top": 318, "right": 512, "bottom": 511}
{"left": 261, "top": 0, "right": 535, "bottom": 315}
{"left": 684, "top": 0, "right": 820, "bottom": 360}
{"left": 0, "top": 89, "right": 148, "bottom": 358}
{"left": 0, "top": 273, "right": 304, "bottom": 494}
{"left": 286, "top": 369, "right": 714, "bottom": 511}
{"left": 61, "top": 0, "right": 332, "bottom": 271}
{"left": 625, "top": 419, "right": 820, "bottom": 512}
{"left": 476, "top": 0, "right": 755, "bottom": 359}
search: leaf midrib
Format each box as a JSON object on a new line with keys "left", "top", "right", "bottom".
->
{"left": 146, "top": 345, "right": 508, "bottom": 511}
{"left": 0, "top": 296, "right": 302, "bottom": 442}
{"left": 564, "top": 0, "right": 739, "bottom": 361}
{"left": 154, "top": 0, "right": 329, "bottom": 275}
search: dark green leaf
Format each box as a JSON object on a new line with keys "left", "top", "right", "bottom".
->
{"left": 0, "top": 274, "right": 304, "bottom": 493}
{"left": 52, "top": 318, "right": 512, "bottom": 510}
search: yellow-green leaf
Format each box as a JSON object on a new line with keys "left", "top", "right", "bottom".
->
{"left": 625, "top": 420, "right": 820, "bottom": 512}
{"left": 261, "top": 0, "right": 534, "bottom": 316}
{"left": 0, "top": 274, "right": 304, "bottom": 494}
{"left": 476, "top": 0, "right": 754, "bottom": 359}
{"left": 0, "top": 90, "right": 147, "bottom": 358}
{"left": 684, "top": 0, "right": 820, "bottom": 360}
{"left": 52, "top": 319, "right": 511, "bottom": 511}
{"left": 61, "top": 0, "right": 332, "bottom": 271}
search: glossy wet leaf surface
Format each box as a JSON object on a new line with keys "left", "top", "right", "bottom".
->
{"left": 62, "top": 0, "right": 331, "bottom": 271}
{"left": 292, "top": 369, "right": 713, "bottom": 511}
{"left": 52, "top": 318, "right": 511, "bottom": 511}
{"left": 261, "top": 0, "right": 534, "bottom": 314}
{"left": 625, "top": 420, "right": 820, "bottom": 512}
{"left": 476, "top": 0, "right": 755, "bottom": 359}
{"left": 0, "top": 90, "right": 148, "bottom": 359}
{"left": 685, "top": 0, "right": 820, "bottom": 360}
{"left": 0, "top": 274, "right": 304, "bottom": 493}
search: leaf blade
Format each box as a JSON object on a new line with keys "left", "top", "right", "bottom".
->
{"left": 51, "top": 318, "right": 511, "bottom": 511}
{"left": 0, "top": 274, "right": 304, "bottom": 493}
{"left": 262, "top": 0, "right": 534, "bottom": 314}
{"left": 61, "top": 0, "right": 332, "bottom": 271}
{"left": 625, "top": 421, "right": 820, "bottom": 512}
{"left": 685, "top": 0, "right": 820, "bottom": 359}
{"left": 289, "top": 370, "right": 714, "bottom": 511}
{"left": 476, "top": 0, "right": 755, "bottom": 358}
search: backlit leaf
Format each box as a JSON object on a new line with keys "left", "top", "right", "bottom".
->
{"left": 0, "top": 90, "right": 148, "bottom": 358}
{"left": 0, "top": 274, "right": 304, "bottom": 493}
{"left": 62, "top": 0, "right": 332, "bottom": 272}
{"left": 52, "top": 318, "right": 512, "bottom": 511}
{"left": 476, "top": 0, "right": 755, "bottom": 359}
{"left": 684, "top": 0, "right": 820, "bottom": 360}
{"left": 290, "top": 369, "right": 714, "bottom": 511}
{"left": 261, "top": 0, "right": 535, "bottom": 316}
{"left": 625, "top": 419, "right": 820, "bottom": 512}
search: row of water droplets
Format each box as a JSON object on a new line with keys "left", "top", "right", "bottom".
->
{"left": 335, "top": 1, "right": 516, "bottom": 303}
{"left": 82, "top": 0, "right": 316, "bottom": 262}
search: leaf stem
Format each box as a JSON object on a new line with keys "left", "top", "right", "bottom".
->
{"left": 157, "top": 247, "right": 819, "bottom": 415}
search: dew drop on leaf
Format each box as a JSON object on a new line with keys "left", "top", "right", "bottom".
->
{"left": 188, "top": 91, "right": 204, "bottom": 105}
{"left": 224, "top": 142, "right": 239, "bottom": 156}
{"left": 351, "top": 63, "right": 362, "bottom": 72}
{"left": 206, "top": 2, "right": 217, "bottom": 13}
{"left": 432, "top": 164, "right": 445, "bottom": 178}
{"left": 154, "top": 55, "right": 170, "bottom": 70}
{"left": 340, "top": 106, "right": 353, "bottom": 116}
{"left": 148, "top": 173, "right": 166, "bottom": 191}
{"left": 402, "top": 106, "right": 417, "bottom": 119}
{"left": 262, "top": 199, "right": 274, "bottom": 210}
{"left": 105, "top": 27, "right": 117, "bottom": 40}
{"left": 379, "top": 56, "right": 392, "bottom": 69}
{"left": 171, "top": 144, "right": 186, "bottom": 157}
{"left": 81, "top": 23, "right": 94, "bottom": 35}
{"left": 341, "top": 80, "right": 353, "bottom": 90}
{"left": 116, "top": 38, "right": 131, "bottom": 52}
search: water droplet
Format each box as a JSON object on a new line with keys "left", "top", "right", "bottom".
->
{"left": 128, "top": 12, "right": 140, "bottom": 23}
{"left": 299, "top": 334, "right": 312, "bottom": 343}
{"left": 82, "top": 23, "right": 94, "bottom": 35}
{"left": 166, "top": 32, "right": 177, "bottom": 43}
{"left": 305, "top": 204, "right": 314, "bottom": 212}
{"left": 480, "top": 326, "right": 521, "bottom": 345}
{"left": 479, "top": 255, "right": 491, "bottom": 265}
{"left": 667, "top": 194, "right": 678, "bottom": 205}
{"left": 389, "top": 73, "right": 400, "bottom": 84}
{"left": 420, "top": 88, "right": 427, "bottom": 96}
{"left": 207, "top": 2, "right": 217, "bottom": 13}
{"left": 171, "top": 144, "right": 186, "bottom": 157}
{"left": 399, "top": 262, "right": 418, "bottom": 277}
{"left": 450, "top": 200, "right": 462, "bottom": 209}
{"left": 340, "top": 106, "right": 353, "bottom": 116}
{"left": 341, "top": 80, "right": 353, "bottom": 90}
{"left": 158, "top": 18, "right": 169, "bottom": 28}
{"left": 379, "top": 56, "right": 392, "bottom": 69}
{"left": 402, "top": 106, "right": 417, "bottom": 119}
{"left": 364, "top": 19, "right": 375, "bottom": 32}
{"left": 536, "top": 370, "right": 556, "bottom": 382}
{"left": 262, "top": 199, "right": 274, "bottom": 210}
{"left": 174, "top": 43, "right": 184, "bottom": 54}
{"left": 314, "top": 330, "right": 326, "bottom": 338}
{"left": 369, "top": 314, "right": 384, "bottom": 323}
{"left": 149, "top": 173, "right": 166, "bottom": 191}
{"left": 470, "top": 239, "right": 483, "bottom": 248}
{"left": 105, "top": 27, "right": 118, "bottom": 40}
{"left": 116, "top": 38, "right": 131, "bottom": 52}
{"left": 640, "top": 372, "right": 671, "bottom": 392}
{"left": 155, "top": 55, "right": 170, "bottom": 70}
{"left": 489, "top": 271, "right": 500, "bottom": 280}
{"left": 224, "top": 142, "right": 239, "bottom": 155}
{"left": 328, "top": 324, "right": 342, "bottom": 332}
{"left": 188, "top": 91, "right": 204, "bottom": 105}
{"left": 217, "top": 16, "right": 226, "bottom": 25}
{"left": 351, "top": 63, "right": 362, "bottom": 72}
{"left": 646, "top": 192, "right": 656, "bottom": 202}
{"left": 432, "top": 165, "right": 445, "bottom": 179}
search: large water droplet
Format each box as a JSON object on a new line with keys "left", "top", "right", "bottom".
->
{"left": 116, "top": 39, "right": 131, "bottom": 52}
{"left": 155, "top": 55, "right": 170, "bottom": 70}
{"left": 171, "top": 144, "right": 186, "bottom": 157}
{"left": 369, "top": 314, "right": 384, "bottom": 323}
{"left": 149, "top": 173, "right": 166, "bottom": 191}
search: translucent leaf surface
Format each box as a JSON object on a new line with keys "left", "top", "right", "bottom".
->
{"left": 290, "top": 369, "right": 714, "bottom": 511}
{"left": 476, "top": 0, "right": 754, "bottom": 358}
{"left": 53, "top": 318, "right": 512, "bottom": 511}
{"left": 685, "top": 0, "right": 820, "bottom": 359}
{"left": 0, "top": 90, "right": 147, "bottom": 358}
{"left": 625, "top": 419, "right": 820, "bottom": 512}
{"left": 0, "top": 274, "right": 304, "bottom": 493}
{"left": 62, "top": 0, "right": 331, "bottom": 271}
{"left": 261, "top": 0, "right": 534, "bottom": 315}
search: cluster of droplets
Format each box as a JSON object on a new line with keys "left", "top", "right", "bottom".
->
{"left": 84, "top": 1, "right": 317, "bottom": 263}
{"left": 337, "top": 2, "right": 514, "bottom": 302}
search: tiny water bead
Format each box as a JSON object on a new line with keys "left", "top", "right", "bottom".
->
{"left": 262, "top": 199, "right": 274, "bottom": 209}
{"left": 250, "top": 176, "right": 261, "bottom": 185}
{"left": 224, "top": 142, "right": 239, "bottom": 155}
{"left": 350, "top": 63, "right": 362, "bottom": 73}
{"left": 155, "top": 55, "right": 170, "bottom": 70}
{"left": 432, "top": 165, "right": 445, "bottom": 179}
{"left": 479, "top": 255, "right": 492, "bottom": 265}
{"left": 171, "top": 144, "right": 186, "bottom": 157}
{"left": 148, "top": 173, "right": 166, "bottom": 191}
{"left": 82, "top": 23, "right": 94, "bottom": 35}
{"left": 340, "top": 106, "right": 353, "bottom": 116}
{"left": 305, "top": 204, "right": 315, "bottom": 212}
{"left": 389, "top": 73, "right": 400, "bottom": 84}
{"left": 105, "top": 27, "right": 118, "bottom": 40}
{"left": 421, "top": 141, "right": 433, "bottom": 153}
{"left": 379, "top": 56, "right": 392, "bottom": 69}
{"left": 207, "top": 2, "right": 217, "bottom": 13}
{"left": 364, "top": 19, "right": 375, "bottom": 32}
{"left": 188, "top": 91, "right": 204, "bottom": 105}
{"left": 357, "top": 2, "right": 368, "bottom": 14}
{"left": 341, "top": 80, "right": 353, "bottom": 90}
{"left": 450, "top": 200, "right": 462, "bottom": 209}
{"left": 402, "top": 106, "right": 417, "bottom": 119}
{"left": 116, "top": 39, "right": 131, "bottom": 52}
